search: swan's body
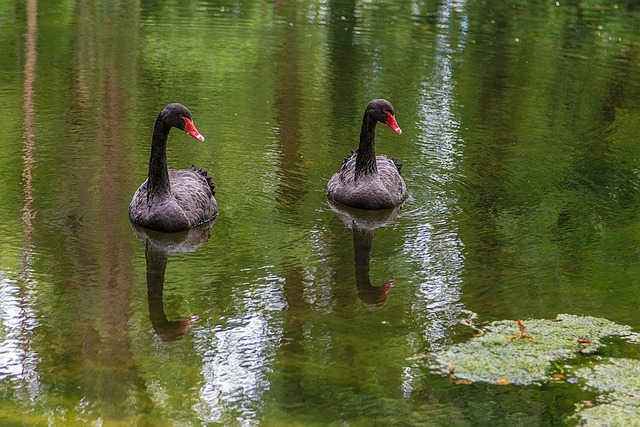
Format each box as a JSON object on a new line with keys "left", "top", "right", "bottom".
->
{"left": 129, "top": 103, "right": 217, "bottom": 232}
{"left": 328, "top": 99, "right": 406, "bottom": 210}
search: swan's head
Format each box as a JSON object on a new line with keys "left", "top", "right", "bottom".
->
{"left": 161, "top": 103, "right": 205, "bottom": 142}
{"left": 367, "top": 99, "right": 402, "bottom": 135}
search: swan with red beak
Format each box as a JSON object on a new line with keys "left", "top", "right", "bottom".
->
{"left": 129, "top": 103, "right": 217, "bottom": 232}
{"left": 328, "top": 99, "right": 407, "bottom": 210}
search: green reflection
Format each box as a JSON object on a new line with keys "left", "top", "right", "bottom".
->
{"left": 0, "top": 0, "right": 640, "bottom": 425}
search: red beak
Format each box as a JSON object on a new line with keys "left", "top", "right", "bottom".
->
{"left": 385, "top": 111, "right": 402, "bottom": 134}
{"left": 182, "top": 116, "right": 205, "bottom": 142}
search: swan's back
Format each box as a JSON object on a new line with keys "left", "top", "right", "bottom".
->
{"left": 129, "top": 168, "right": 217, "bottom": 232}
{"left": 328, "top": 152, "right": 406, "bottom": 210}
{"left": 169, "top": 168, "right": 217, "bottom": 226}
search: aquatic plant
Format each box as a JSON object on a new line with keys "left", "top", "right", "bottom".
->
{"left": 423, "top": 313, "right": 640, "bottom": 425}
{"left": 573, "top": 358, "right": 640, "bottom": 426}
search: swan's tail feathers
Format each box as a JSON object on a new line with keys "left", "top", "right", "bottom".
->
{"left": 391, "top": 157, "right": 403, "bottom": 173}
{"left": 198, "top": 167, "right": 216, "bottom": 196}
{"left": 188, "top": 165, "right": 216, "bottom": 196}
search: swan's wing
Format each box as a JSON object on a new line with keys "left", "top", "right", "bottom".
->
{"left": 390, "top": 157, "right": 402, "bottom": 173}
{"left": 331, "top": 151, "right": 357, "bottom": 183}
{"left": 340, "top": 150, "right": 358, "bottom": 170}
{"left": 170, "top": 169, "right": 218, "bottom": 226}
{"left": 188, "top": 165, "right": 216, "bottom": 196}
{"left": 377, "top": 156, "right": 407, "bottom": 203}
{"left": 327, "top": 151, "right": 357, "bottom": 198}
{"left": 328, "top": 153, "right": 406, "bottom": 209}
{"left": 129, "top": 181, "right": 150, "bottom": 223}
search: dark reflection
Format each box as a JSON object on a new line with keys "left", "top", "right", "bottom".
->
{"left": 328, "top": 0, "right": 357, "bottom": 108}
{"left": 21, "top": 0, "right": 37, "bottom": 241}
{"left": 329, "top": 200, "right": 400, "bottom": 309}
{"left": 132, "top": 222, "right": 213, "bottom": 341}
{"left": 272, "top": 2, "right": 306, "bottom": 210}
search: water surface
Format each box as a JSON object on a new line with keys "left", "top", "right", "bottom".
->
{"left": 1, "top": 0, "right": 640, "bottom": 425}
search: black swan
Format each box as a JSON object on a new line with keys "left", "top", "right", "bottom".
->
{"left": 129, "top": 103, "right": 218, "bottom": 232}
{"left": 327, "top": 99, "right": 405, "bottom": 210}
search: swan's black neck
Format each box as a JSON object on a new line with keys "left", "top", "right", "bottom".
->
{"left": 147, "top": 119, "right": 172, "bottom": 201}
{"left": 355, "top": 112, "right": 378, "bottom": 178}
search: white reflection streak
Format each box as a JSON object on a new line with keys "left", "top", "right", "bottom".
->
{"left": 405, "top": 0, "right": 467, "bottom": 352}
{"left": 305, "top": 0, "right": 329, "bottom": 25}
{"left": 194, "top": 274, "right": 285, "bottom": 426}
{"left": 0, "top": 277, "right": 39, "bottom": 388}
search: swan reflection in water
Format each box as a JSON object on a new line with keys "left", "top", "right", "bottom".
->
{"left": 328, "top": 200, "right": 401, "bottom": 309}
{"left": 132, "top": 221, "right": 214, "bottom": 341}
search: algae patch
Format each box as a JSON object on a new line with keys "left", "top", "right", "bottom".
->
{"left": 424, "top": 313, "right": 640, "bottom": 425}
{"left": 573, "top": 358, "right": 640, "bottom": 426}
{"left": 431, "top": 313, "right": 638, "bottom": 385}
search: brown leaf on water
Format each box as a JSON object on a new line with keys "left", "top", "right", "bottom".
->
{"left": 493, "top": 378, "right": 510, "bottom": 385}
{"left": 518, "top": 320, "right": 526, "bottom": 334}
{"left": 510, "top": 320, "right": 533, "bottom": 340}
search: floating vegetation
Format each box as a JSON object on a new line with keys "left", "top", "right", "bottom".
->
{"left": 422, "top": 313, "right": 640, "bottom": 425}
{"left": 573, "top": 358, "right": 640, "bottom": 426}
{"left": 431, "top": 313, "right": 638, "bottom": 385}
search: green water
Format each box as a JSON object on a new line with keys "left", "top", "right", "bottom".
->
{"left": 1, "top": 0, "right": 640, "bottom": 425}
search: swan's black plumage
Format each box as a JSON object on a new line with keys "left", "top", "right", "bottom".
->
{"left": 129, "top": 103, "right": 218, "bottom": 232}
{"left": 327, "top": 99, "right": 406, "bottom": 210}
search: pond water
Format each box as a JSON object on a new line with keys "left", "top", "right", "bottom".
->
{"left": 1, "top": 0, "right": 640, "bottom": 425}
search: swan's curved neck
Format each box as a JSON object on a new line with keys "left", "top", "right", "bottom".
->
{"left": 147, "top": 119, "right": 172, "bottom": 200}
{"left": 355, "top": 113, "right": 378, "bottom": 178}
